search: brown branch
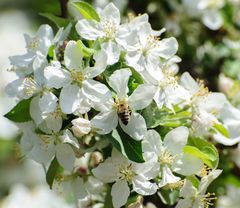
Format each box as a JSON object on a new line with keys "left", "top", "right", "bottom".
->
{"left": 59, "top": 0, "right": 69, "bottom": 18}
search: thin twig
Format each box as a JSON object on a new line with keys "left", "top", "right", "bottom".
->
{"left": 59, "top": 0, "right": 69, "bottom": 18}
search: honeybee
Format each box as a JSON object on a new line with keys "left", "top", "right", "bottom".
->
{"left": 117, "top": 101, "right": 132, "bottom": 125}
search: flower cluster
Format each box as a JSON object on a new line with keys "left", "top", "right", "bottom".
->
{"left": 5, "top": 2, "right": 238, "bottom": 208}
{"left": 183, "top": 0, "right": 225, "bottom": 30}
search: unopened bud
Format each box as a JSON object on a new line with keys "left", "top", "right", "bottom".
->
{"left": 90, "top": 151, "right": 103, "bottom": 167}
{"left": 71, "top": 118, "right": 91, "bottom": 138}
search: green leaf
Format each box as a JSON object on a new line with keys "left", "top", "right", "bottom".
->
{"left": 4, "top": 98, "right": 32, "bottom": 122}
{"left": 184, "top": 146, "right": 213, "bottom": 168}
{"left": 76, "top": 40, "right": 95, "bottom": 57}
{"left": 158, "top": 189, "right": 179, "bottom": 205}
{"left": 185, "top": 138, "right": 219, "bottom": 169}
{"left": 46, "top": 157, "right": 60, "bottom": 189}
{"left": 143, "top": 103, "right": 191, "bottom": 128}
{"left": 106, "top": 128, "right": 145, "bottom": 163}
{"left": 213, "top": 123, "right": 230, "bottom": 138}
{"left": 71, "top": 1, "right": 100, "bottom": 21}
{"left": 47, "top": 45, "right": 55, "bottom": 62}
{"left": 40, "top": 13, "right": 70, "bottom": 28}
{"left": 187, "top": 175, "right": 200, "bottom": 189}
{"left": 104, "top": 185, "right": 113, "bottom": 208}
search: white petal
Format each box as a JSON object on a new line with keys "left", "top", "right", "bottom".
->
{"left": 60, "top": 129, "right": 80, "bottom": 148}
{"left": 20, "top": 131, "right": 36, "bottom": 155}
{"left": 173, "top": 153, "right": 203, "bottom": 176}
{"left": 60, "top": 85, "right": 85, "bottom": 114}
{"left": 82, "top": 79, "right": 112, "bottom": 103}
{"left": 120, "top": 113, "right": 147, "bottom": 141}
{"left": 199, "top": 169, "right": 222, "bottom": 194}
{"left": 45, "top": 114, "right": 62, "bottom": 133}
{"left": 73, "top": 177, "right": 88, "bottom": 199}
{"left": 175, "top": 199, "right": 193, "bottom": 208}
{"left": 91, "top": 110, "right": 118, "bottom": 134}
{"left": 142, "top": 130, "right": 162, "bottom": 160}
{"left": 85, "top": 50, "right": 107, "bottom": 78}
{"left": 37, "top": 24, "right": 54, "bottom": 40}
{"left": 133, "top": 175, "right": 158, "bottom": 195}
{"left": 180, "top": 72, "right": 199, "bottom": 95}
{"left": 153, "top": 88, "right": 165, "bottom": 109}
{"left": 39, "top": 92, "right": 58, "bottom": 114}
{"left": 199, "top": 92, "right": 226, "bottom": 113}
{"left": 37, "top": 24, "right": 54, "bottom": 54}
{"left": 101, "top": 41, "right": 120, "bottom": 65}
{"left": 92, "top": 158, "right": 118, "bottom": 183}
{"left": 202, "top": 10, "right": 223, "bottom": 30}
{"left": 76, "top": 19, "right": 103, "bottom": 40}
{"left": 109, "top": 68, "right": 132, "bottom": 99}
{"left": 111, "top": 180, "right": 130, "bottom": 208}
{"left": 100, "top": 3, "right": 120, "bottom": 26}
{"left": 30, "top": 96, "right": 45, "bottom": 125}
{"left": 29, "top": 135, "right": 55, "bottom": 166}
{"left": 44, "top": 61, "right": 71, "bottom": 89}
{"left": 163, "top": 126, "right": 189, "bottom": 155}
{"left": 128, "top": 84, "right": 156, "bottom": 110}
{"left": 56, "top": 143, "right": 75, "bottom": 172}
{"left": 159, "top": 165, "right": 180, "bottom": 187}
{"left": 152, "top": 37, "right": 178, "bottom": 59}
{"left": 64, "top": 40, "right": 83, "bottom": 70}
{"left": 213, "top": 132, "right": 240, "bottom": 146}
{"left": 179, "top": 180, "right": 196, "bottom": 198}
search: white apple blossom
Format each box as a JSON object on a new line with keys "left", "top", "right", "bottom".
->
{"left": 217, "top": 185, "right": 240, "bottom": 208}
{"left": 176, "top": 169, "right": 222, "bottom": 208}
{"left": 142, "top": 127, "right": 203, "bottom": 188}
{"left": 3, "top": 2, "right": 229, "bottom": 207}
{"left": 44, "top": 40, "right": 110, "bottom": 115}
{"left": 91, "top": 68, "right": 155, "bottom": 140}
{"left": 140, "top": 65, "right": 189, "bottom": 110}
{"left": 125, "top": 22, "right": 178, "bottom": 72}
{"left": 213, "top": 102, "right": 240, "bottom": 145}
{"left": 20, "top": 124, "right": 78, "bottom": 171}
{"left": 180, "top": 72, "right": 227, "bottom": 136}
{"left": 183, "top": 0, "right": 225, "bottom": 30}
{"left": 76, "top": 3, "right": 134, "bottom": 65}
{"left": 92, "top": 148, "right": 158, "bottom": 208}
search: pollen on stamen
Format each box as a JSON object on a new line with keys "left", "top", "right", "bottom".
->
{"left": 158, "top": 149, "right": 174, "bottom": 165}
{"left": 201, "top": 192, "right": 217, "bottom": 208}
{"left": 102, "top": 20, "right": 117, "bottom": 39}
{"left": 165, "top": 180, "right": 184, "bottom": 191}
{"left": 23, "top": 77, "right": 37, "bottom": 97}
{"left": 27, "top": 37, "right": 39, "bottom": 50}
{"left": 119, "top": 163, "right": 135, "bottom": 183}
{"left": 71, "top": 71, "right": 85, "bottom": 84}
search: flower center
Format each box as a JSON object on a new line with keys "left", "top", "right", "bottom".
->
{"left": 49, "top": 103, "right": 62, "bottom": 118}
{"left": 199, "top": 165, "right": 212, "bottom": 177}
{"left": 200, "top": 193, "right": 217, "bottom": 208}
{"left": 159, "top": 72, "right": 178, "bottom": 89}
{"left": 27, "top": 37, "right": 39, "bottom": 50}
{"left": 142, "top": 35, "right": 160, "bottom": 56}
{"left": 102, "top": 20, "right": 117, "bottom": 39}
{"left": 119, "top": 163, "right": 135, "bottom": 183}
{"left": 71, "top": 71, "right": 85, "bottom": 84}
{"left": 158, "top": 148, "right": 174, "bottom": 165}
{"left": 23, "top": 77, "right": 37, "bottom": 97}
{"left": 191, "top": 80, "right": 210, "bottom": 106}
{"left": 165, "top": 180, "right": 184, "bottom": 190}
